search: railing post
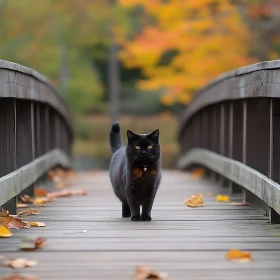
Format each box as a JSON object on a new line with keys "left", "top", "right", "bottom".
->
{"left": 269, "top": 99, "right": 280, "bottom": 223}
{"left": 241, "top": 100, "right": 247, "bottom": 202}
{"left": 1, "top": 100, "right": 17, "bottom": 214}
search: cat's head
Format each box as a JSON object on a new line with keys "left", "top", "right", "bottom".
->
{"left": 126, "top": 129, "right": 160, "bottom": 164}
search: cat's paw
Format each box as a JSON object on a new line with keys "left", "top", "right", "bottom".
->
{"left": 141, "top": 216, "right": 152, "bottom": 221}
{"left": 131, "top": 215, "right": 141, "bottom": 221}
{"left": 122, "top": 213, "right": 131, "bottom": 218}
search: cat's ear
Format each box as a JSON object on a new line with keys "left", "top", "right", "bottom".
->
{"left": 127, "top": 130, "right": 138, "bottom": 141}
{"left": 148, "top": 129, "right": 159, "bottom": 141}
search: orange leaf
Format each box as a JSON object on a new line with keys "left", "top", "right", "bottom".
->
{"left": 35, "top": 188, "right": 48, "bottom": 197}
{"left": 191, "top": 168, "right": 204, "bottom": 179}
{"left": 226, "top": 249, "right": 252, "bottom": 262}
{"left": 0, "top": 225, "right": 13, "bottom": 237}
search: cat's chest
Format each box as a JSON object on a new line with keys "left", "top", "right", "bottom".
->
{"left": 132, "top": 168, "right": 158, "bottom": 182}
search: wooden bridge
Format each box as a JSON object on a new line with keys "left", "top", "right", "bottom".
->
{"left": 1, "top": 60, "right": 280, "bottom": 279}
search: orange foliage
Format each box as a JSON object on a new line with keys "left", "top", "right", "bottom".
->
{"left": 119, "top": 0, "right": 256, "bottom": 106}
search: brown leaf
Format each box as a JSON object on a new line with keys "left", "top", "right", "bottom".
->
{"left": 18, "top": 208, "right": 39, "bottom": 217}
{"left": 35, "top": 188, "right": 48, "bottom": 197}
{"left": 0, "top": 208, "right": 10, "bottom": 217}
{"left": 4, "top": 258, "right": 37, "bottom": 269}
{"left": 29, "top": 222, "right": 46, "bottom": 227}
{"left": 230, "top": 202, "right": 249, "bottom": 206}
{"left": 134, "top": 266, "right": 168, "bottom": 279}
{"left": 2, "top": 273, "right": 38, "bottom": 280}
{"left": 226, "top": 249, "right": 252, "bottom": 262}
{"left": 184, "top": 195, "right": 204, "bottom": 208}
{"left": 19, "top": 237, "right": 46, "bottom": 251}
{"left": 20, "top": 195, "right": 32, "bottom": 203}
{"left": 0, "top": 215, "right": 30, "bottom": 229}
{"left": 0, "top": 225, "right": 13, "bottom": 237}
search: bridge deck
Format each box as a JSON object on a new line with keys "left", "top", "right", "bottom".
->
{"left": 1, "top": 171, "right": 280, "bottom": 279}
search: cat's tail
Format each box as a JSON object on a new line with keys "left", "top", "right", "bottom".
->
{"left": 109, "top": 122, "right": 123, "bottom": 153}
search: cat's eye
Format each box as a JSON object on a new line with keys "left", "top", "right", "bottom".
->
{"left": 147, "top": 145, "right": 153, "bottom": 149}
{"left": 135, "top": 145, "right": 141, "bottom": 150}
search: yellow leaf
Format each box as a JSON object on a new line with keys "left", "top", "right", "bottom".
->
{"left": 0, "top": 225, "right": 13, "bottom": 237}
{"left": 216, "top": 195, "right": 230, "bottom": 202}
{"left": 29, "top": 222, "right": 46, "bottom": 227}
{"left": 33, "top": 197, "right": 51, "bottom": 205}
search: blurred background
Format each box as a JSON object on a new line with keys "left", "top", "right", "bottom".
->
{"left": 1, "top": 0, "right": 279, "bottom": 170}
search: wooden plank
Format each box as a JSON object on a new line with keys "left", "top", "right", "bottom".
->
{"left": 0, "top": 170, "right": 280, "bottom": 280}
{"left": 177, "top": 149, "right": 280, "bottom": 215}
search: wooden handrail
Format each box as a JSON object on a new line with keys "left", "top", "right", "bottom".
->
{"left": 0, "top": 60, "right": 73, "bottom": 213}
{"left": 178, "top": 59, "right": 280, "bottom": 224}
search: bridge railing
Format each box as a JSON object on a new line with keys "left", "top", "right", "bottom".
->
{"left": 177, "top": 60, "right": 280, "bottom": 224}
{"left": 0, "top": 60, "right": 73, "bottom": 214}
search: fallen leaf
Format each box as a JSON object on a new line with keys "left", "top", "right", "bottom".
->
{"left": 0, "top": 215, "right": 30, "bottom": 229}
{"left": 47, "top": 190, "right": 71, "bottom": 198}
{"left": 18, "top": 209, "right": 39, "bottom": 217}
{"left": 19, "top": 237, "right": 46, "bottom": 251}
{"left": 184, "top": 195, "right": 204, "bottom": 208}
{"left": 0, "top": 208, "right": 9, "bottom": 217}
{"left": 35, "top": 188, "right": 48, "bottom": 197}
{"left": 33, "top": 197, "right": 51, "bottom": 205}
{"left": 4, "top": 258, "right": 37, "bottom": 269}
{"left": 216, "top": 195, "right": 230, "bottom": 202}
{"left": 29, "top": 222, "right": 46, "bottom": 227}
{"left": 134, "top": 265, "right": 168, "bottom": 279}
{"left": 20, "top": 195, "right": 32, "bottom": 203}
{"left": 71, "top": 189, "right": 87, "bottom": 196}
{"left": 2, "top": 273, "right": 38, "bottom": 280}
{"left": 17, "top": 203, "right": 29, "bottom": 208}
{"left": 0, "top": 225, "right": 13, "bottom": 237}
{"left": 230, "top": 202, "right": 249, "bottom": 206}
{"left": 226, "top": 249, "right": 252, "bottom": 262}
{"left": 191, "top": 168, "right": 204, "bottom": 179}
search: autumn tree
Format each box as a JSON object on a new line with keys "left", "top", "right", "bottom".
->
{"left": 119, "top": 0, "right": 256, "bottom": 106}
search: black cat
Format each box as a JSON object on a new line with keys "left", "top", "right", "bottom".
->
{"left": 109, "top": 122, "right": 161, "bottom": 221}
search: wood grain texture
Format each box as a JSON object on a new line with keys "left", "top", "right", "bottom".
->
{"left": 0, "top": 60, "right": 72, "bottom": 128}
{"left": 0, "top": 170, "right": 280, "bottom": 279}
{"left": 177, "top": 149, "right": 280, "bottom": 215}
{"left": 179, "top": 59, "right": 280, "bottom": 134}
{"left": 0, "top": 149, "right": 70, "bottom": 205}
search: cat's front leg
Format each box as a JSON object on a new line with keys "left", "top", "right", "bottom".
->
{"left": 126, "top": 184, "right": 141, "bottom": 221}
{"left": 141, "top": 186, "right": 158, "bottom": 221}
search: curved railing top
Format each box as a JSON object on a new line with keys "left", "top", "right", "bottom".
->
{"left": 0, "top": 59, "right": 72, "bottom": 131}
{"left": 180, "top": 59, "right": 280, "bottom": 135}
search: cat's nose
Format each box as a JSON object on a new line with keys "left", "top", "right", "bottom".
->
{"left": 141, "top": 150, "right": 147, "bottom": 154}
